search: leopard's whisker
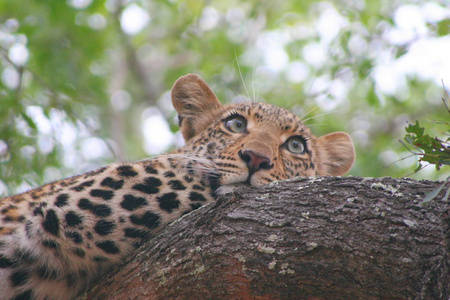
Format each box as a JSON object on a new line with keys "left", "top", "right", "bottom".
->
{"left": 301, "top": 108, "right": 344, "bottom": 124}
{"left": 251, "top": 59, "right": 257, "bottom": 104}
{"left": 304, "top": 123, "right": 327, "bottom": 127}
{"left": 299, "top": 105, "right": 320, "bottom": 121}
{"left": 235, "top": 49, "right": 252, "bottom": 103}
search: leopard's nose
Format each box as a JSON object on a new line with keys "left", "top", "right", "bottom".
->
{"left": 239, "top": 150, "right": 273, "bottom": 174}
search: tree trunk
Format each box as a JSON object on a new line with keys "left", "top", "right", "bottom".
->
{"left": 85, "top": 177, "right": 449, "bottom": 300}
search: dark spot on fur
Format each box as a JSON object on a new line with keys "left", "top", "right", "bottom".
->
{"left": 90, "top": 189, "right": 114, "bottom": 200}
{"left": 43, "top": 209, "right": 59, "bottom": 236}
{"left": 189, "top": 192, "right": 207, "bottom": 202}
{"left": 164, "top": 171, "right": 175, "bottom": 178}
{"left": 78, "top": 198, "right": 91, "bottom": 210}
{"left": 184, "top": 175, "right": 194, "bottom": 183}
{"left": 66, "top": 231, "right": 83, "bottom": 244}
{"left": 100, "top": 177, "right": 124, "bottom": 190}
{"left": 33, "top": 207, "right": 44, "bottom": 217}
{"left": 93, "top": 256, "right": 108, "bottom": 262}
{"left": 71, "top": 180, "right": 95, "bottom": 192}
{"left": 55, "top": 194, "right": 69, "bottom": 207}
{"left": 78, "top": 198, "right": 112, "bottom": 217}
{"left": 157, "top": 192, "right": 180, "bottom": 213}
{"left": 169, "top": 180, "right": 186, "bottom": 190}
{"left": 132, "top": 177, "right": 162, "bottom": 194}
{"left": 65, "top": 211, "right": 83, "bottom": 227}
{"left": 193, "top": 184, "right": 205, "bottom": 191}
{"left": 0, "top": 255, "right": 15, "bottom": 268}
{"left": 121, "top": 195, "right": 148, "bottom": 211}
{"left": 117, "top": 165, "right": 138, "bottom": 177}
{"left": 190, "top": 203, "right": 203, "bottom": 210}
{"left": 95, "top": 241, "right": 120, "bottom": 254}
{"left": 12, "top": 290, "right": 33, "bottom": 300}
{"left": 145, "top": 165, "right": 158, "bottom": 174}
{"left": 91, "top": 204, "right": 112, "bottom": 217}
{"left": 129, "top": 211, "right": 161, "bottom": 229}
{"left": 94, "top": 220, "right": 116, "bottom": 236}
{"left": 124, "top": 228, "right": 150, "bottom": 239}
{"left": 42, "top": 239, "right": 59, "bottom": 249}
{"left": 10, "top": 270, "right": 29, "bottom": 286}
{"left": 73, "top": 248, "right": 86, "bottom": 258}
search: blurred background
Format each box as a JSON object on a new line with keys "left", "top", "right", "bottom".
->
{"left": 0, "top": 0, "right": 449, "bottom": 196}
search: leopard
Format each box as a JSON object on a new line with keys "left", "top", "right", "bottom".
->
{"left": 0, "top": 74, "right": 355, "bottom": 300}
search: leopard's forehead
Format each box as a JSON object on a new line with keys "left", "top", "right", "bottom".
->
{"left": 223, "top": 102, "right": 310, "bottom": 133}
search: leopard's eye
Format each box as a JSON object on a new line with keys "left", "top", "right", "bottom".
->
{"left": 224, "top": 115, "right": 247, "bottom": 133}
{"left": 285, "top": 136, "right": 306, "bottom": 154}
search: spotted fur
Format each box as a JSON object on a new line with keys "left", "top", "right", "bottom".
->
{"left": 0, "top": 74, "right": 355, "bottom": 300}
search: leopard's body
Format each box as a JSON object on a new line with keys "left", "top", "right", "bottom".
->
{"left": 0, "top": 74, "right": 355, "bottom": 300}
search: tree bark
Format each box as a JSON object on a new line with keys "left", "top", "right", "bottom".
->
{"left": 85, "top": 176, "right": 449, "bottom": 300}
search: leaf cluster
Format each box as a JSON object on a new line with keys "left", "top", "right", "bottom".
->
{"left": 401, "top": 93, "right": 450, "bottom": 204}
{"left": 403, "top": 120, "right": 450, "bottom": 171}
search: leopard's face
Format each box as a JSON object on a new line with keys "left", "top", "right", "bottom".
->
{"left": 184, "top": 103, "right": 318, "bottom": 187}
{"left": 172, "top": 74, "right": 355, "bottom": 192}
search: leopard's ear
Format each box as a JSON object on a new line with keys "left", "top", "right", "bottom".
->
{"left": 171, "top": 74, "right": 224, "bottom": 141}
{"left": 316, "top": 132, "right": 355, "bottom": 176}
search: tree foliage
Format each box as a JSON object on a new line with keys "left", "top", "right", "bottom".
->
{"left": 403, "top": 119, "right": 449, "bottom": 172}
{"left": 0, "top": 0, "right": 449, "bottom": 195}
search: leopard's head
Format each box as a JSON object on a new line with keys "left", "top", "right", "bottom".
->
{"left": 172, "top": 74, "right": 355, "bottom": 191}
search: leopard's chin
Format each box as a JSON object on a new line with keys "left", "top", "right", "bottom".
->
{"left": 215, "top": 183, "right": 249, "bottom": 195}
{"left": 217, "top": 173, "right": 272, "bottom": 195}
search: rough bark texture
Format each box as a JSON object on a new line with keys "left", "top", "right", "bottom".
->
{"left": 85, "top": 176, "right": 449, "bottom": 300}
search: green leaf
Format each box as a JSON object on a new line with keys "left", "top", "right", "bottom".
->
{"left": 437, "top": 19, "right": 450, "bottom": 36}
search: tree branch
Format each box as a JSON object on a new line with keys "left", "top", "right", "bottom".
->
{"left": 86, "top": 176, "right": 449, "bottom": 299}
